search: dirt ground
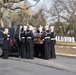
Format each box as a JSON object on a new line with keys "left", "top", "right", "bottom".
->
{"left": 55, "top": 45, "right": 76, "bottom": 55}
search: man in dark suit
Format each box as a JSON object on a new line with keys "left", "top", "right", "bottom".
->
{"left": 50, "top": 26, "right": 56, "bottom": 59}
{"left": 20, "top": 27, "right": 27, "bottom": 58}
{"left": 41, "top": 25, "right": 51, "bottom": 59}
{"left": 26, "top": 26, "right": 34, "bottom": 59}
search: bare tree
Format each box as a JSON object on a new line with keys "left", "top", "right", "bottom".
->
{"left": 0, "top": 0, "right": 41, "bottom": 27}
{"left": 29, "top": 9, "right": 46, "bottom": 27}
{"left": 49, "top": 0, "right": 76, "bottom": 36}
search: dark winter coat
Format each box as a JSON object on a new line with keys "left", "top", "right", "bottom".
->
{"left": 3, "top": 34, "right": 11, "bottom": 50}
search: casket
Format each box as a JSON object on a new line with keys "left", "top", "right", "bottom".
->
{"left": 33, "top": 34, "right": 43, "bottom": 44}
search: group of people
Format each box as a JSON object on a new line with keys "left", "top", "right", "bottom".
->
{"left": 20, "top": 25, "right": 34, "bottom": 59}
{"left": 19, "top": 24, "right": 56, "bottom": 60}
{"left": 33, "top": 25, "right": 56, "bottom": 59}
{"left": 41, "top": 25, "right": 56, "bottom": 59}
{"left": 2, "top": 24, "right": 56, "bottom": 60}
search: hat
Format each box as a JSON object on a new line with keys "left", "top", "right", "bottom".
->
{"left": 29, "top": 25, "right": 32, "bottom": 28}
{"left": 45, "top": 24, "right": 49, "bottom": 28}
{"left": 38, "top": 25, "right": 43, "bottom": 29}
{"left": 24, "top": 25, "right": 27, "bottom": 30}
{"left": 45, "top": 25, "right": 49, "bottom": 28}
{"left": 29, "top": 25, "right": 33, "bottom": 30}
{"left": 50, "top": 26, "right": 54, "bottom": 29}
{"left": 33, "top": 27, "right": 36, "bottom": 30}
{"left": 20, "top": 26, "right": 22, "bottom": 30}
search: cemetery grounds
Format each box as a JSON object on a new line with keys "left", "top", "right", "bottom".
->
{"left": 56, "top": 41, "right": 76, "bottom": 56}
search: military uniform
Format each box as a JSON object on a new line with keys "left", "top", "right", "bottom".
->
{"left": 26, "top": 29, "right": 34, "bottom": 59}
{"left": 20, "top": 28, "right": 27, "bottom": 58}
{"left": 41, "top": 30, "right": 51, "bottom": 59}
{"left": 50, "top": 31, "right": 56, "bottom": 59}
{"left": 50, "top": 26, "right": 56, "bottom": 59}
{"left": 3, "top": 34, "right": 11, "bottom": 59}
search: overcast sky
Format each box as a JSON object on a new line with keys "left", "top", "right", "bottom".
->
{"left": 27, "top": 0, "right": 53, "bottom": 24}
{"left": 27, "top": 0, "right": 52, "bottom": 13}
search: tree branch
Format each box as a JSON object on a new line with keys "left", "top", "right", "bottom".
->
{"left": 11, "top": 0, "right": 40, "bottom": 10}
{"left": 25, "top": 0, "right": 40, "bottom": 10}
{"left": 0, "top": 2, "right": 7, "bottom": 8}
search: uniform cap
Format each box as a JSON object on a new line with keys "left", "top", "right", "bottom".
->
{"left": 45, "top": 25, "right": 49, "bottom": 28}
{"left": 38, "top": 25, "right": 43, "bottom": 29}
{"left": 20, "top": 26, "right": 22, "bottom": 30}
{"left": 29, "top": 25, "right": 33, "bottom": 30}
{"left": 50, "top": 26, "right": 54, "bottom": 29}
{"left": 45, "top": 24, "right": 49, "bottom": 28}
{"left": 24, "top": 25, "right": 28, "bottom": 30}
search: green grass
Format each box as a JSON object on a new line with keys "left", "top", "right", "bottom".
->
{"left": 56, "top": 41, "right": 76, "bottom": 46}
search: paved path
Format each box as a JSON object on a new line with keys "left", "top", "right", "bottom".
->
{"left": 0, "top": 56, "right": 76, "bottom": 75}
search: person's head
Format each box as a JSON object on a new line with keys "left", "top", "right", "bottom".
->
{"left": 21, "top": 27, "right": 23, "bottom": 31}
{"left": 29, "top": 25, "right": 33, "bottom": 31}
{"left": 31, "top": 27, "right": 36, "bottom": 33}
{"left": 4, "top": 28, "right": 9, "bottom": 34}
{"left": 24, "top": 26, "right": 28, "bottom": 31}
{"left": 20, "top": 26, "right": 22, "bottom": 30}
{"left": 38, "top": 27, "right": 43, "bottom": 32}
{"left": 45, "top": 25, "right": 49, "bottom": 30}
{"left": 50, "top": 26, "right": 54, "bottom": 32}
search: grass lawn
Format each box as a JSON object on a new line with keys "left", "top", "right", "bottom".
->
{"left": 56, "top": 41, "right": 76, "bottom": 46}
{"left": 55, "top": 41, "right": 76, "bottom": 55}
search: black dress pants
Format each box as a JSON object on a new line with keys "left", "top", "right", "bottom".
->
{"left": 26, "top": 39, "right": 34, "bottom": 59}
{"left": 21, "top": 43, "right": 26, "bottom": 58}
{"left": 3, "top": 49, "right": 9, "bottom": 59}
{"left": 44, "top": 40, "right": 50, "bottom": 59}
{"left": 50, "top": 41, "right": 56, "bottom": 59}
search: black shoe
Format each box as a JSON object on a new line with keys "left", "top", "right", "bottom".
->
{"left": 52, "top": 57, "right": 56, "bottom": 59}
{"left": 44, "top": 57, "right": 50, "bottom": 60}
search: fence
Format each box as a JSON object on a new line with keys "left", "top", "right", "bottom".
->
{"left": 56, "top": 36, "right": 76, "bottom": 42}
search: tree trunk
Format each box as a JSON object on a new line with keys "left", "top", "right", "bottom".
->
{"left": 0, "top": 19, "right": 4, "bottom": 27}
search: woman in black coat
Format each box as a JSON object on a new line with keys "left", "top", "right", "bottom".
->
{"left": 3, "top": 28, "right": 11, "bottom": 59}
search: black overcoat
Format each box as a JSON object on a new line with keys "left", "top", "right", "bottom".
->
{"left": 3, "top": 34, "right": 11, "bottom": 50}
